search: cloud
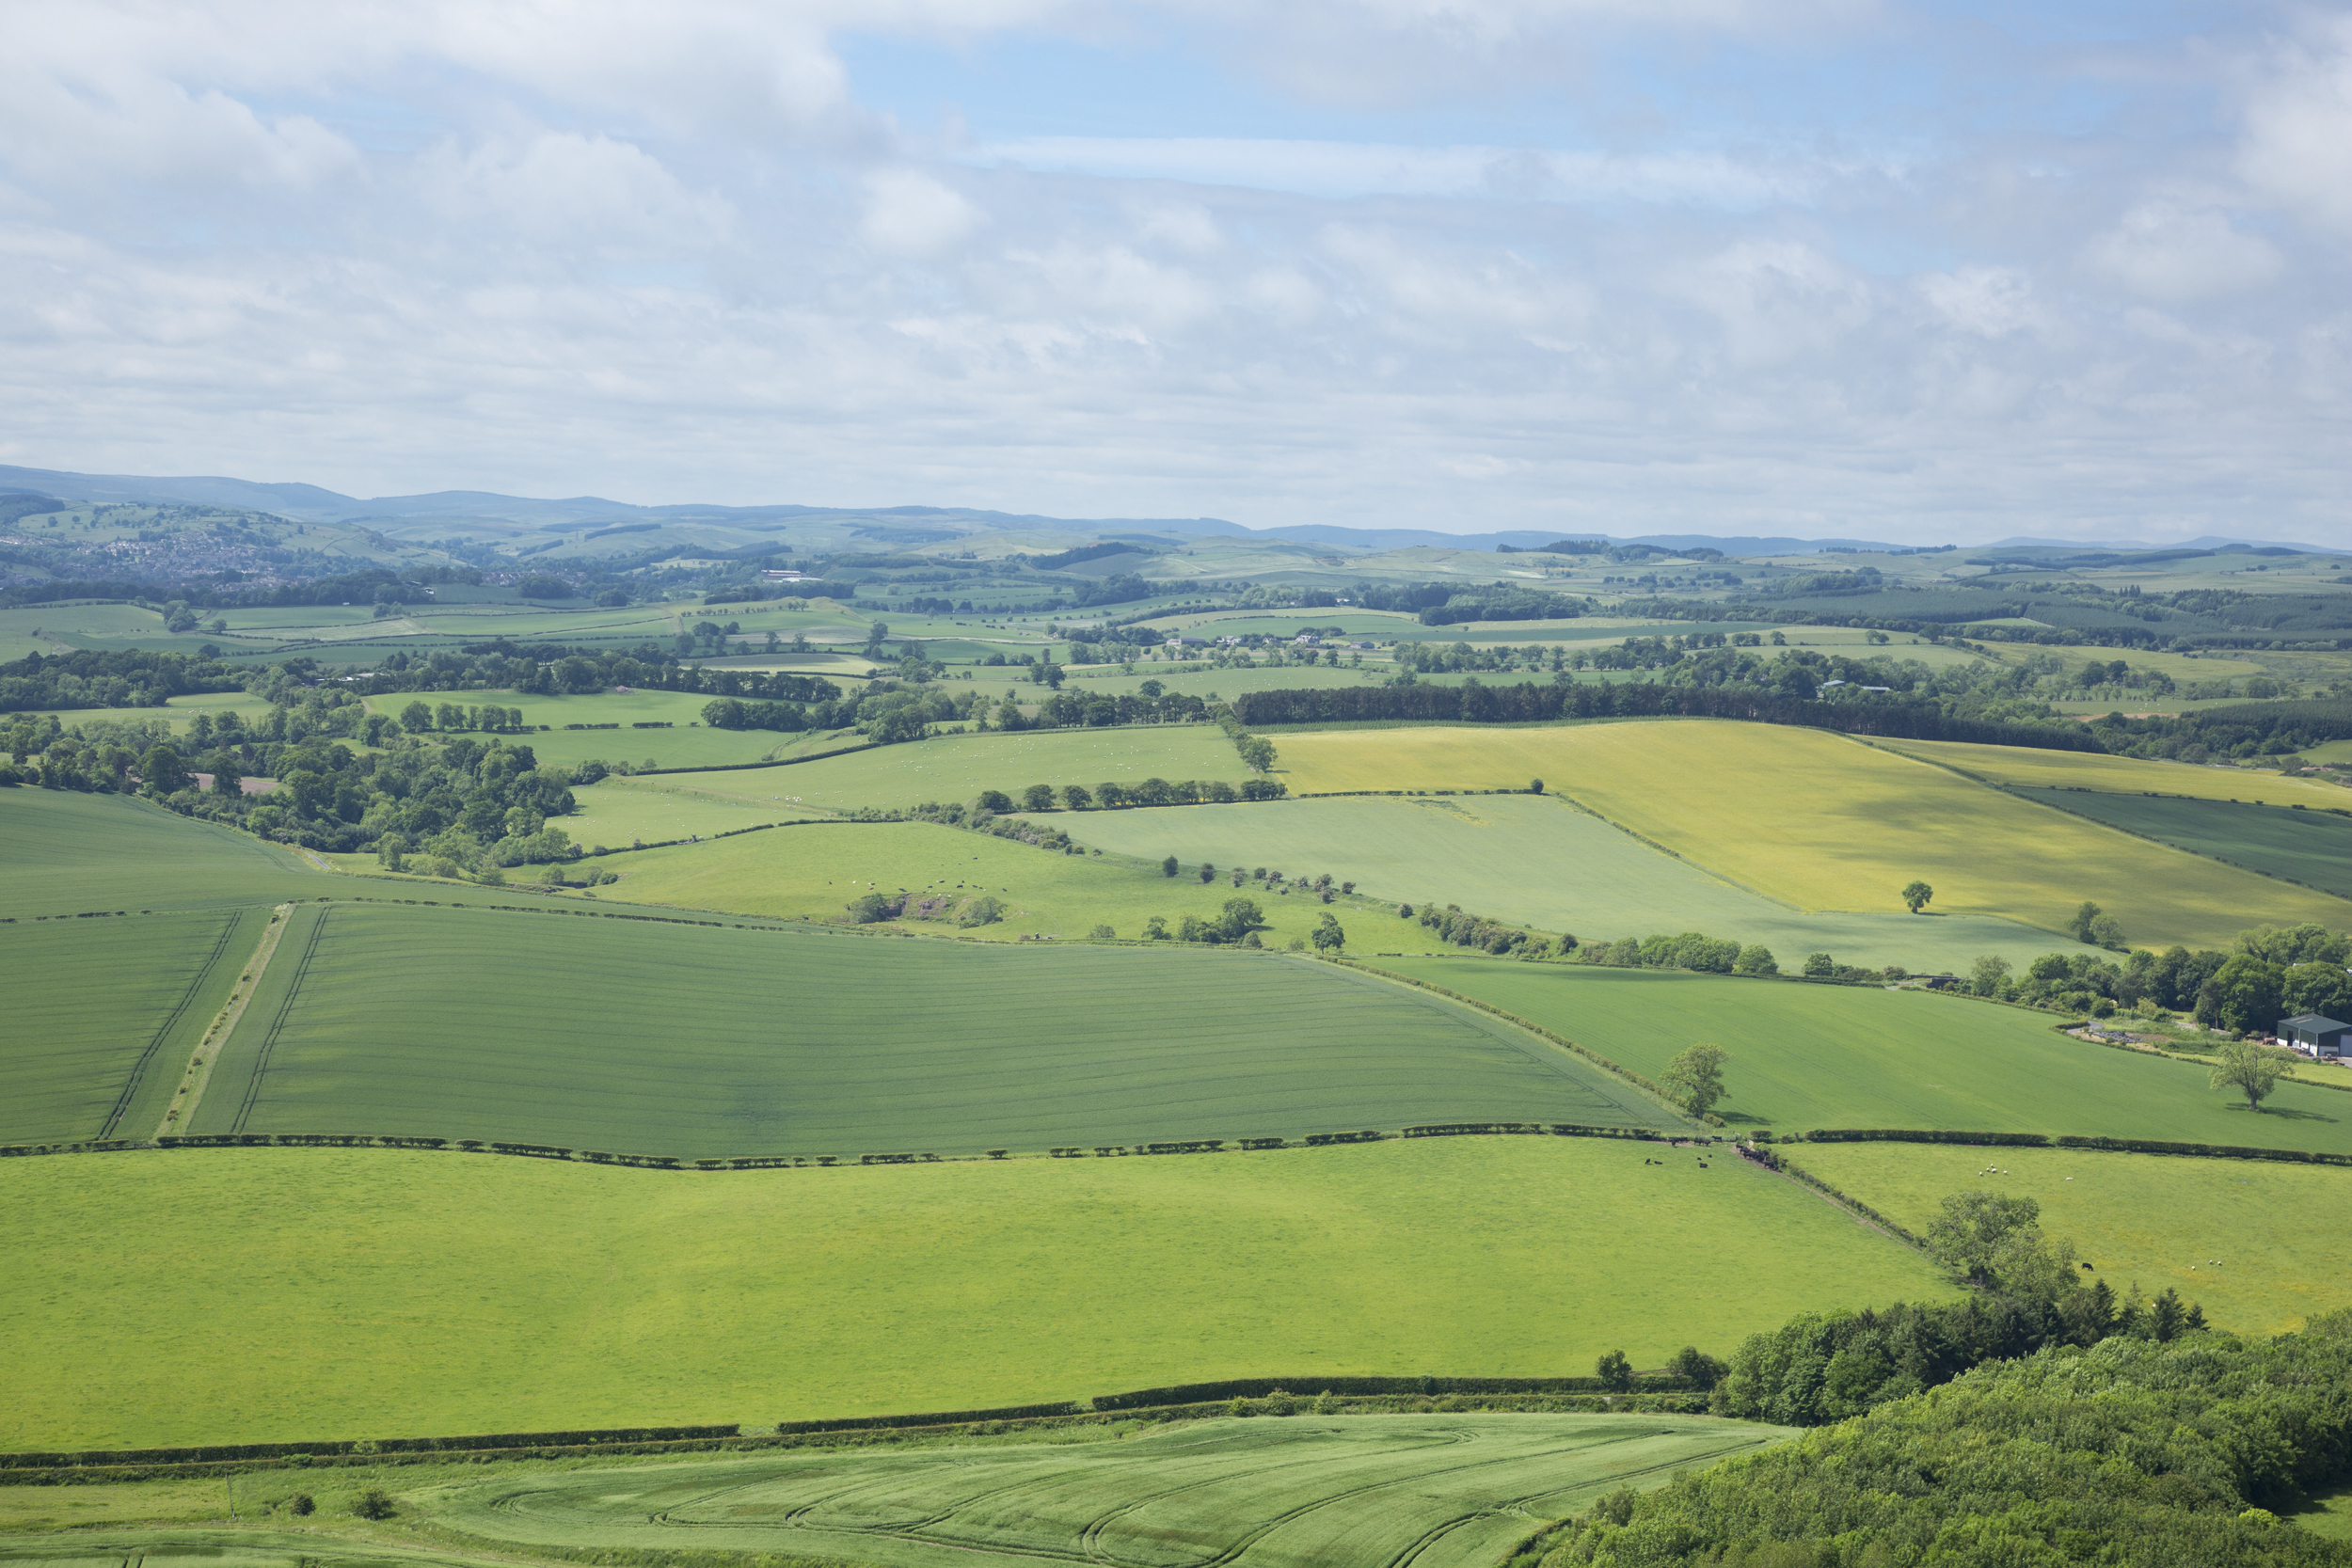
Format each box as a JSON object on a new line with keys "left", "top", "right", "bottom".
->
{"left": 861, "top": 167, "right": 985, "bottom": 255}
{"left": 2082, "top": 202, "right": 2284, "bottom": 304}
{"left": 2235, "top": 16, "right": 2352, "bottom": 234}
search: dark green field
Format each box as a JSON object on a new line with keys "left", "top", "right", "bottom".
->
{"left": 189, "top": 904, "right": 1677, "bottom": 1156}
{"left": 0, "top": 788, "right": 322, "bottom": 919}
{"left": 1370, "top": 958, "right": 2352, "bottom": 1154}
{"left": 2013, "top": 786, "right": 2352, "bottom": 900}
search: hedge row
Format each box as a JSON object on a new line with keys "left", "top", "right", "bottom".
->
{"left": 1089, "top": 1374, "right": 1695, "bottom": 1411}
{"left": 1742, "top": 1145, "right": 1929, "bottom": 1250}
{"left": 0, "top": 1424, "right": 739, "bottom": 1470}
{"left": 773, "top": 1401, "right": 1081, "bottom": 1434}
{"left": 1791, "top": 1128, "right": 2352, "bottom": 1167}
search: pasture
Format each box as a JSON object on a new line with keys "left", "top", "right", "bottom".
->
{"left": 0, "top": 908, "right": 260, "bottom": 1145}
{"left": 431, "top": 1414, "right": 1788, "bottom": 1568}
{"left": 1055, "top": 794, "right": 2043, "bottom": 974}
{"left": 0, "top": 1138, "right": 1947, "bottom": 1449}
{"left": 1369, "top": 958, "right": 2352, "bottom": 1155}
{"left": 2013, "top": 787, "right": 2352, "bottom": 901}
{"left": 1272, "top": 721, "right": 2352, "bottom": 947}
{"left": 1788, "top": 1142, "right": 2352, "bottom": 1336}
{"left": 1869, "top": 736, "right": 2352, "bottom": 809}
{"left": 189, "top": 902, "right": 1672, "bottom": 1153}
{"left": 595, "top": 817, "right": 1407, "bottom": 950}
{"left": 0, "top": 789, "right": 320, "bottom": 920}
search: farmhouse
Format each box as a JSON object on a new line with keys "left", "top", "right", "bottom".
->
{"left": 2279, "top": 1013, "right": 2349, "bottom": 1059}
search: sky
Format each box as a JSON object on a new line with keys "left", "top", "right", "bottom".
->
{"left": 2, "top": 1, "right": 2347, "bottom": 545}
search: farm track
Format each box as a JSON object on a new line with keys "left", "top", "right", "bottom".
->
{"left": 98, "top": 910, "right": 243, "bottom": 1140}
{"left": 229, "top": 907, "right": 332, "bottom": 1135}
{"left": 153, "top": 906, "right": 291, "bottom": 1140}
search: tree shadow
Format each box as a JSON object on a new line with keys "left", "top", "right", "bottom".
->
{"left": 2223, "top": 1102, "right": 2337, "bottom": 1125}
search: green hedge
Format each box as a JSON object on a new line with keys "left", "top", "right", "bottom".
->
{"left": 773, "top": 1402, "right": 1080, "bottom": 1434}
{"left": 1793, "top": 1128, "right": 2352, "bottom": 1167}
{"left": 1089, "top": 1374, "right": 1693, "bottom": 1411}
{"left": 0, "top": 1424, "right": 740, "bottom": 1470}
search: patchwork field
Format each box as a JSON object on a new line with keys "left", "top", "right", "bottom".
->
{"left": 1788, "top": 1142, "right": 2352, "bottom": 1335}
{"left": 1870, "top": 736, "right": 2352, "bottom": 808}
{"left": 560, "top": 770, "right": 831, "bottom": 847}
{"left": 0, "top": 908, "right": 261, "bottom": 1145}
{"left": 595, "top": 818, "right": 1408, "bottom": 950}
{"left": 1051, "top": 794, "right": 2044, "bottom": 974}
{"left": 1272, "top": 721, "right": 2352, "bottom": 946}
{"left": 184, "top": 903, "right": 1672, "bottom": 1155}
{"left": 0, "top": 788, "right": 321, "bottom": 920}
{"left": 0, "top": 1138, "right": 1948, "bottom": 1449}
{"left": 1368, "top": 958, "right": 2352, "bottom": 1154}
{"left": 2012, "top": 787, "right": 2352, "bottom": 900}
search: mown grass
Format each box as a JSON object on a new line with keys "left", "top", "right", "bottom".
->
{"left": 183, "top": 902, "right": 1669, "bottom": 1154}
{"left": 0, "top": 789, "right": 321, "bottom": 920}
{"left": 0, "top": 1138, "right": 1947, "bottom": 1449}
{"left": 1274, "top": 721, "right": 2352, "bottom": 947}
{"left": 1368, "top": 957, "right": 2352, "bottom": 1154}
{"left": 2010, "top": 788, "right": 2352, "bottom": 901}
{"left": 1788, "top": 1142, "right": 2352, "bottom": 1336}
{"left": 359, "top": 688, "right": 788, "bottom": 771}
{"left": 1053, "top": 794, "right": 2046, "bottom": 974}
{"left": 1869, "top": 736, "right": 2352, "bottom": 808}
{"left": 0, "top": 909, "right": 259, "bottom": 1145}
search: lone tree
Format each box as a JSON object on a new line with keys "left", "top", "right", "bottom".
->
{"left": 2210, "top": 1037, "right": 2296, "bottom": 1113}
{"left": 1662, "top": 1043, "right": 1729, "bottom": 1118}
{"left": 1901, "top": 880, "right": 1933, "bottom": 914}
{"left": 1161, "top": 855, "right": 1180, "bottom": 878}
{"left": 1925, "top": 1191, "right": 2042, "bottom": 1286}
{"left": 1312, "top": 911, "right": 1345, "bottom": 952}
{"left": 1595, "top": 1350, "right": 1633, "bottom": 1391}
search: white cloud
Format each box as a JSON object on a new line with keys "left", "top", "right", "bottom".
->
{"left": 2235, "top": 17, "right": 2352, "bottom": 234}
{"left": 860, "top": 167, "right": 984, "bottom": 255}
{"left": 1917, "top": 266, "right": 2041, "bottom": 338}
{"left": 2083, "top": 202, "right": 2284, "bottom": 304}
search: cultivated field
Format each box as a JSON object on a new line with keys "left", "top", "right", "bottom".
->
{"left": 559, "top": 771, "right": 830, "bottom": 847}
{"left": 1370, "top": 958, "right": 2352, "bottom": 1154}
{"left": 595, "top": 818, "right": 1411, "bottom": 949}
{"left": 1272, "top": 721, "right": 2352, "bottom": 946}
{"left": 434, "top": 1414, "right": 1788, "bottom": 1568}
{"left": 1870, "top": 736, "right": 2352, "bottom": 808}
{"left": 2011, "top": 787, "right": 2352, "bottom": 900}
{"left": 1788, "top": 1142, "right": 2352, "bottom": 1336}
{"left": 1053, "top": 794, "right": 2044, "bottom": 974}
{"left": 0, "top": 1138, "right": 1948, "bottom": 1449}
{"left": 0, "top": 908, "right": 260, "bottom": 1145}
{"left": 187, "top": 903, "right": 1671, "bottom": 1154}
{"left": 0, "top": 789, "right": 321, "bottom": 920}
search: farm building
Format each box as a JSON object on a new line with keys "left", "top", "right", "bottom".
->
{"left": 2279, "top": 1013, "right": 2350, "bottom": 1059}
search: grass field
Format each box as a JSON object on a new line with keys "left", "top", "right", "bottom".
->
{"left": 0, "top": 1137, "right": 1947, "bottom": 1449}
{"left": 1788, "top": 1142, "right": 2352, "bottom": 1336}
{"left": 1051, "top": 794, "right": 2046, "bottom": 974}
{"left": 2010, "top": 787, "right": 2352, "bottom": 901}
{"left": 0, "top": 908, "right": 261, "bottom": 1145}
{"left": 430, "top": 1414, "right": 1787, "bottom": 1568}
{"left": 593, "top": 818, "right": 1414, "bottom": 949}
{"left": 1273, "top": 721, "right": 2352, "bottom": 947}
{"left": 560, "top": 771, "right": 834, "bottom": 847}
{"left": 184, "top": 902, "right": 1673, "bottom": 1154}
{"left": 636, "top": 726, "right": 1249, "bottom": 815}
{"left": 358, "top": 688, "right": 805, "bottom": 771}
{"left": 0, "top": 789, "right": 321, "bottom": 920}
{"left": 1869, "top": 736, "right": 2352, "bottom": 809}
{"left": 1366, "top": 958, "right": 2352, "bottom": 1154}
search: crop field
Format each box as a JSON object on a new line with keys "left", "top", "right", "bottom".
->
{"left": 557, "top": 771, "right": 835, "bottom": 847}
{"left": 2012, "top": 788, "right": 2352, "bottom": 900}
{"left": 1367, "top": 958, "right": 2352, "bottom": 1155}
{"left": 640, "top": 725, "right": 1249, "bottom": 815}
{"left": 0, "top": 1138, "right": 1948, "bottom": 1449}
{"left": 1788, "top": 1142, "right": 2352, "bottom": 1336}
{"left": 0, "top": 908, "right": 260, "bottom": 1145}
{"left": 1273, "top": 721, "right": 2352, "bottom": 947}
{"left": 0, "top": 789, "right": 321, "bottom": 920}
{"left": 188, "top": 902, "right": 1672, "bottom": 1154}
{"left": 1868, "top": 736, "right": 2352, "bottom": 809}
{"left": 595, "top": 818, "right": 1414, "bottom": 950}
{"left": 424, "top": 1414, "right": 1788, "bottom": 1568}
{"left": 1053, "top": 794, "right": 2044, "bottom": 974}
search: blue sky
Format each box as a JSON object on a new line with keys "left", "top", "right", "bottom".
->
{"left": 1, "top": 0, "right": 2345, "bottom": 544}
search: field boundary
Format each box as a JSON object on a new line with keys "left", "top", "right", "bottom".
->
{"left": 2006, "top": 784, "right": 2352, "bottom": 904}
{"left": 96, "top": 909, "right": 246, "bottom": 1140}
{"left": 154, "top": 905, "right": 291, "bottom": 1139}
{"left": 1771, "top": 1126, "right": 2352, "bottom": 1168}
{"left": 226, "top": 904, "right": 331, "bottom": 1134}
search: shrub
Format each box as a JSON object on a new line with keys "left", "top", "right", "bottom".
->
{"left": 287, "top": 1492, "right": 315, "bottom": 1516}
{"left": 351, "top": 1486, "right": 396, "bottom": 1520}
{"left": 1089, "top": 923, "right": 1115, "bottom": 940}
{"left": 958, "top": 895, "right": 1005, "bottom": 927}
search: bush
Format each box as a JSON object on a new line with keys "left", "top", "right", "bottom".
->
{"left": 287, "top": 1492, "right": 315, "bottom": 1515}
{"left": 958, "top": 895, "right": 1005, "bottom": 927}
{"left": 1089, "top": 924, "right": 1115, "bottom": 940}
{"left": 351, "top": 1486, "right": 396, "bottom": 1519}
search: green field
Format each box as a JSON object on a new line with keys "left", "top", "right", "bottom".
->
{"left": 2013, "top": 787, "right": 2352, "bottom": 900}
{"left": 183, "top": 902, "right": 1673, "bottom": 1154}
{"left": 434, "top": 1414, "right": 1785, "bottom": 1568}
{"left": 1788, "top": 1142, "right": 2352, "bottom": 1336}
{"left": 1871, "top": 736, "right": 2352, "bottom": 808}
{"left": 0, "top": 1137, "right": 1947, "bottom": 1449}
{"left": 1052, "top": 794, "right": 2047, "bottom": 974}
{"left": 0, "top": 789, "right": 322, "bottom": 920}
{"left": 1367, "top": 958, "right": 2352, "bottom": 1154}
{"left": 0, "top": 908, "right": 262, "bottom": 1144}
{"left": 358, "top": 688, "right": 809, "bottom": 771}
{"left": 1277, "top": 721, "right": 2352, "bottom": 947}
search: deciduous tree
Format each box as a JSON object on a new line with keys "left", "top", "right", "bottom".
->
{"left": 2209, "top": 1037, "right": 2296, "bottom": 1112}
{"left": 1662, "top": 1043, "right": 1729, "bottom": 1117}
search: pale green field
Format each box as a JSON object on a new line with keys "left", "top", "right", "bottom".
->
{"left": 1053, "top": 794, "right": 2048, "bottom": 974}
{"left": 0, "top": 1138, "right": 1948, "bottom": 1449}
{"left": 1788, "top": 1143, "right": 2352, "bottom": 1336}
{"left": 595, "top": 818, "right": 1408, "bottom": 948}
{"left": 1276, "top": 721, "right": 2352, "bottom": 947}
{"left": 0, "top": 789, "right": 321, "bottom": 920}
{"left": 358, "top": 687, "right": 804, "bottom": 769}
{"left": 1871, "top": 736, "right": 2352, "bottom": 808}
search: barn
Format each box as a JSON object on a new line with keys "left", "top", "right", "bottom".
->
{"left": 2279, "top": 1013, "right": 2350, "bottom": 1059}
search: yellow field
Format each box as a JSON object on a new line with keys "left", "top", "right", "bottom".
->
{"left": 1274, "top": 721, "right": 2352, "bottom": 946}
{"left": 1871, "top": 737, "right": 2352, "bottom": 807}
